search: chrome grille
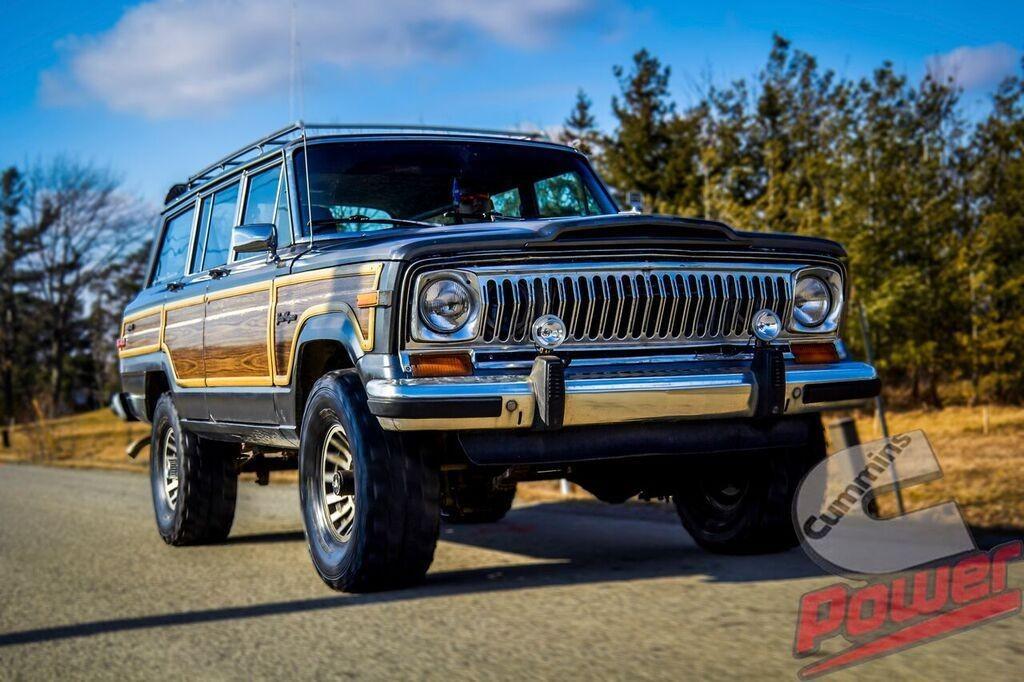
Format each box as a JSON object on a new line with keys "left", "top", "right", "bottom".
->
{"left": 477, "top": 268, "right": 792, "bottom": 346}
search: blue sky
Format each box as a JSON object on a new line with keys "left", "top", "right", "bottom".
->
{"left": 1, "top": 0, "right": 1021, "bottom": 205}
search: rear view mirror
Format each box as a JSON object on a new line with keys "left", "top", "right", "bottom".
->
{"left": 231, "top": 223, "right": 277, "bottom": 256}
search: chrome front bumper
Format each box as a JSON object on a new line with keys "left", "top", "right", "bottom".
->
{"left": 366, "top": 360, "right": 879, "bottom": 431}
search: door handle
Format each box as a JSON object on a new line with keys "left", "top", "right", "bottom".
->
{"left": 166, "top": 280, "right": 185, "bottom": 291}
{"left": 209, "top": 267, "right": 231, "bottom": 279}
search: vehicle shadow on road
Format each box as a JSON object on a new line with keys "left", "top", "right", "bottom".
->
{"left": 448, "top": 500, "right": 827, "bottom": 583}
{"left": 221, "top": 530, "right": 306, "bottom": 545}
{"left": 0, "top": 500, "right": 827, "bottom": 649}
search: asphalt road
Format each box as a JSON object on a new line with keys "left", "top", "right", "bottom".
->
{"left": 1, "top": 464, "right": 1022, "bottom": 680}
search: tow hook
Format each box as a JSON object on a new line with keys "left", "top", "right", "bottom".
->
{"left": 125, "top": 435, "right": 151, "bottom": 460}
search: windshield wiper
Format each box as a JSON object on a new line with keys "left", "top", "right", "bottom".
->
{"left": 442, "top": 210, "right": 526, "bottom": 224}
{"left": 486, "top": 211, "right": 525, "bottom": 221}
{"left": 311, "top": 214, "right": 438, "bottom": 229}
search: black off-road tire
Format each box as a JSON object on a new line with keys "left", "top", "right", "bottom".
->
{"left": 150, "top": 394, "right": 239, "bottom": 545}
{"left": 298, "top": 371, "right": 439, "bottom": 592}
{"left": 442, "top": 477, "right": 516, "bottom": 524}
{"left": 672, "top": 416, "right": 826, "bottom": 554}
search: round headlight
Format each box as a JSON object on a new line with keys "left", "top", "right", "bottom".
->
{"left": 793, "top": 276, "right": 831, "bottom": 327}
{"left": 419, "top": 278, "right": 472, "bottom": 333}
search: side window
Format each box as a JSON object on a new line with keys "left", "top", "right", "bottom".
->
{"left": 236, "top": 166, "right": 283, "bottom": 261}
{"left": 190, "top": 197, "right": 213, "bottom": 273}
{"left": 535, "top": 171, "right": 600, "bottom": 218}
{"left": 151, "top": 207, "right": 195, "bottom": 285}
{"left": 242, "top": 165, "right": 280, "bottom": 226}
{"left": 200, "top": 182, "right": 240, "bottom": 271}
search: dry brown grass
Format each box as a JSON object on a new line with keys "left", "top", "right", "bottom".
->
{"left": 0, "top": 408, "right": 150, "bottom": 472}
{"left": 2, "top": 406, "right": 1021, "bottom": 531}
{"left": 850, "top": 405, "right": 1024, "bottom": 533}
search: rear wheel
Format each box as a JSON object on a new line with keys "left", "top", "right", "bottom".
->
{"left": 299, "top": 371, "right": 439, "bottom": 592}
{"left": 672, "top": 417, "right": 825, "bottom": 554}
{"left": 150, "top": 394, "right": 239, "bottom": 545}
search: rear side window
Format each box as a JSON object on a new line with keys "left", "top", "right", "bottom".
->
{"left": 200, "top": 182, "right": 240, "bottom": 271}
{"left": 152, "top": 207, "right": 195, "bottom": 285}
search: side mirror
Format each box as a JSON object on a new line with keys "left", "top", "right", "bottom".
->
{"left": 231, "top": 223, "right": 277, "bottom": 257}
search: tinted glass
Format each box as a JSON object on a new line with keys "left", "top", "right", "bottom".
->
{"left": 152, "top": 207, "right": 194, "bottom": 284}
{"left": 294, "top": 141, "right": 614, "bottom": 238}
{"left": 535, "top": 171, "right": 601, "bottom": 218}
{"left": 243, "top": 165, "right": 281, "bottom": 225}
{"left": 201, "top": 183, "right": 239, "bottom": 270}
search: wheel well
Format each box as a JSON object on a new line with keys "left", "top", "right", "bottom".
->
{"left": 145, "top": 371, "right": 170, "bottom": 420}
{"left": 295, "top": 340, "right": 355, "bottom": 428}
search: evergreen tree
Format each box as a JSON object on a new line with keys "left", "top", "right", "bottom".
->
{"left": 968, "top": 62, "right": 1024, "bottom": 402}
{"left": 603, "top": 49, "right": 675, "bottom": 210}
{"left": 559, "top": 89, "right": 602, "bottom": 159}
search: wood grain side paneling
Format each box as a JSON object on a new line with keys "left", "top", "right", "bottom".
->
{"left": 163, "top": 303, "right": 205, "bottom": 382}
{"left": 204, "top": 289, "right": 271, "bottom": 381}
{"left": 273, "top": 272, "right": 376, "bottom": 377}
{"left": 120, "top": 310, "right": 161, "bottom": 356}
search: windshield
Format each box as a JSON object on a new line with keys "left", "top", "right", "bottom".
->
{"left": 293, "top": 139, "right": 615, "bottom": 239}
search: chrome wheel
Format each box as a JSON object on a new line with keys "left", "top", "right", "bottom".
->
{"left": 160, "top": 427, "right": 180, "bottom": 509}
{"left": 320, "top": 424, "right": 356, "bottom": 542}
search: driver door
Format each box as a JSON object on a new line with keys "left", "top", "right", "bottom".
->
{"left": 199, "top": 162, "right": 291, "bottom": 424}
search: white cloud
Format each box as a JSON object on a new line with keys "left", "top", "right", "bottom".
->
{"left": 41, "top": 0, "right": 591, "bottom": 118}
{"left": 926, "top": 43, "right": 1020, "bottom": 90}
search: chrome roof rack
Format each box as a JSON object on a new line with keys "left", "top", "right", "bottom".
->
{"left": 183, "top": 121, "right": 551, "bottom": 196}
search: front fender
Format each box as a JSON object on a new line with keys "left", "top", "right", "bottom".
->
{"left": 285, "top": 310, "right": 367, "bottom": 379}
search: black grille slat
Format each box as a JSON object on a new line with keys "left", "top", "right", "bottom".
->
{"left": 589, "top": 276, "right": 605, "bottom": 339}
{"left": 639, "top": 275, "right": 656, "bottom": 338}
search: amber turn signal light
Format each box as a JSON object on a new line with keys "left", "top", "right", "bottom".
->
{"left": 409, "top": 352, "right": 473, "bottom": 378}
{"left": 791, "top": 342, "right": 840, "bottom": 364}
{"left": 356, "top": 291, "right": 380, "bottom": 308}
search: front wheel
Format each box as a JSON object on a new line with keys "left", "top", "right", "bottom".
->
{"left": 298, "top": 371, "right": 439, "bottom": 592}
{"left": 672, "top": 417, "right": 825, "bottom": 554}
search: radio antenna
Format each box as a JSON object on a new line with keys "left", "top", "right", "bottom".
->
{"left": 289, "top": 0, "right": 297, "bottom": 120}
{"left": 300, "top": 120, "right": 313, "bottom": 240}
{"left": 288, "top": 0, "right": 306, "bottom": 120}
{"left": 292, "top": 2, "right": 312, "bottom": 241}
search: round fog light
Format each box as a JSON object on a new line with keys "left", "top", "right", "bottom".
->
{"left": 531, "top": 314, "right": 567, "bottom": 351}
{"left": 752, "top": 308, "right": 782, "bottom": 342}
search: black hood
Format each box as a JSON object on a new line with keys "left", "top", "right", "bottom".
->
{"left": 296, "top": 213, "right": 846, "bottom": 268}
